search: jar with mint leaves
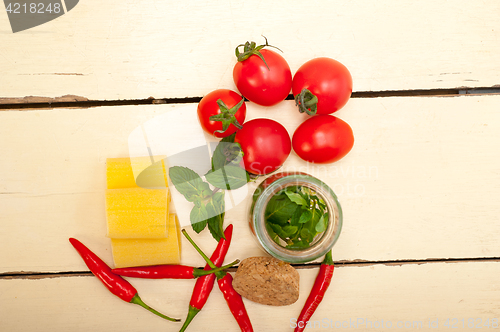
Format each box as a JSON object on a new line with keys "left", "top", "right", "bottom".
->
{"left": 249, "top": 172, "right": 342, "bottom": 263}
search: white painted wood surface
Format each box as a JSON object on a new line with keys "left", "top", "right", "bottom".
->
{"left": 1, "top": 261, "right": 499, "bottom": 331}
{"left": 1, "top": 0, "right": 500, "bottom": 102}
{"left": 1, "top": 95, "right": 499, "bottom": 273}
{"left": 1, "top": 1, "right": 500, "bottom": 330}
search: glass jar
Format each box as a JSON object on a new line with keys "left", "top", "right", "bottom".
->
{"left": 249, "top": 172, "right": 342, "bottom": 263}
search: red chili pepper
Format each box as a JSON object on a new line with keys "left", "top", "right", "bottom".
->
{"left": 69, "top": 238, "right": 180, "bottom": 322}
{"left": 112, "top": 260, "right": 239, "bottom": 279}
{"left": 294, "top": 250, "right": 335, "bottom": 332}
{"left": 216, "top": 272, "right": 254, "bottom": 332}
{"left": 179, "top": 224, "right": 233, "bottom": 332}
{"left": 182, "top": 227, "right": 253, "bottom": 332}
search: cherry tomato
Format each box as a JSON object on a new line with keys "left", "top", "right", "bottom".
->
{"left": 292, "top": 115, "right": 354, "bottom": 164}
{"left": 197, "top": 89, "right": 246, "bottom": 138}
{"left": 292, "top": 57, "right": 352, "bottom": 115}
{"left": 233, "top": 42, "right": 292, "bottom": 106}
{"left": 234, "top": 118, "right": 291, "bottom": 175}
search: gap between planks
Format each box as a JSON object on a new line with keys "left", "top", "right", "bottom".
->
{"left": 2, "top": 256, "right": 499, "bottom": 280}
{"left": 1, "top": 87, "right": 500, "bottom": 111}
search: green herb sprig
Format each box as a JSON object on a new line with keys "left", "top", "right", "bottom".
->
{"left": 265, "top": 186, "right": 329, "bottom": 249}
{"left": 169, "top": 133, "right": 248, "bottom": 241}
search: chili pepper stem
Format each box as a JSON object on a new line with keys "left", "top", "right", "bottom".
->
{"left": 214, "top": 270, "right": 226, "bottom": 281}
{"left": 178, "top": 305, "right": 201, "bottom": 332}
{"left": 323, "top": 250, "right": 334, "bottom": 265}
{"left": 129, "top": 294, "right": 180, "bottom": 322}
{"left": 193, "top": 259, "right": 239, "bottom": 278}
{"left": 182, "top": 229, "right": 218, "bottom": 270}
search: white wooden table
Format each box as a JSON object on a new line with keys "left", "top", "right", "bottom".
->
{"left": 1, "top": 1, "right": 499, "bottom": 331}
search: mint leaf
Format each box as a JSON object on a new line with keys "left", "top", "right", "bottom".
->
{"left": 207, "top": 214, "right": 224, "bottom": 241}
{"left": 300, "top": 227, "right": 313, "bottom": 242}
{"left": 264, "top": 185, "right": 329, "bottom": 250}
{"left": 206, "top": 192, "right": 225, "bottom": 241}
{"left": 315, "top": 214, "right": 327, "bottom": 233}
{"left": 283, "top": 225, "right": 298, "bottom": 236}
{"left": 169, "top": 166, "right": 205, "bottom": 198}
{"left": 211, "top": 134, "right": 243, "bottom": 171}
{"left": 199, "top": 184, "right": 213, "bottom": 198}
{"left": 298, "top": 209, "right": 312, "bottom": 224}
{"left": 287, "top": 238, "right": 310, "bottom": 250}
{"left": 190, "top": 204, "right": 208, "bottom": 233}
{"left": 205, "top": 165, "right": 249, "bottom": 190}
{"left": 265, "top": 193, "right": 298, "bottom": 225}
{"left": 212, "top": 191, "right": 226, "bottom": 210}
{"left": 290, "top": 208, "right": 302, "bottom": 227}
{"left": 285, "top": 191, "right": 307, "bottom": 206}
{"left": 185, "top": 194, "right": 202, "bottom": 203}
{"left": 185, "top": 181, "right": 212, "bottom": 202}
{"left": 304, "top": 208, "right": 321, "bottom": 238}
{"left": 317, "top": 200, "right": 327, "bottom": 212}
{"left": 311, "top": 208, "right": 322, "bottom": 225}
{"left": 170, "top": 164, "right": 229, "bottom": 242}
{"left": 266, "top": 222, "right": 281, "bottom": 245}
{"left": 269, "top": 223, "right": 290, "bottom": 242}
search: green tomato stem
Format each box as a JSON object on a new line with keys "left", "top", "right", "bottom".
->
{"left": 209, "top": 97, "right": 245, "bottom": 134}
{"left": 234, "top": 36, "right": 283, "bottom": 70}
{"left": 294, "top": 88, "right": 318, "bottom": 115}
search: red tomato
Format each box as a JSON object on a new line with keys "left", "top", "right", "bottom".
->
{"left": 197, "top": 89, "right": 246, "bottom": 138}
{"left": 234, "top": 118, "right": 291, "bottom": 175}
{"left": 292, "top": 57, "right": 352, "bottom": 115}
{"left": 292, "top": 115, "right": 354, "bottom": 164}
{"left": 233, "top": 49, "right": 292, "bottom": 107}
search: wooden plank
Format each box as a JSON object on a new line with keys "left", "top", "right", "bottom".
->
{"left": 1, "top": 261, "right": 499, "bottom": 331}
{"left": 1, "top": 0, "right": 499, "bottom": 102}
{"left": 1, "top": 95, "right": 499, "bottom": 273}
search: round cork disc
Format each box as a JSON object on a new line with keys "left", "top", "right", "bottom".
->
{"left": 232, "top": 256, "right": 300, "bottom": 306}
